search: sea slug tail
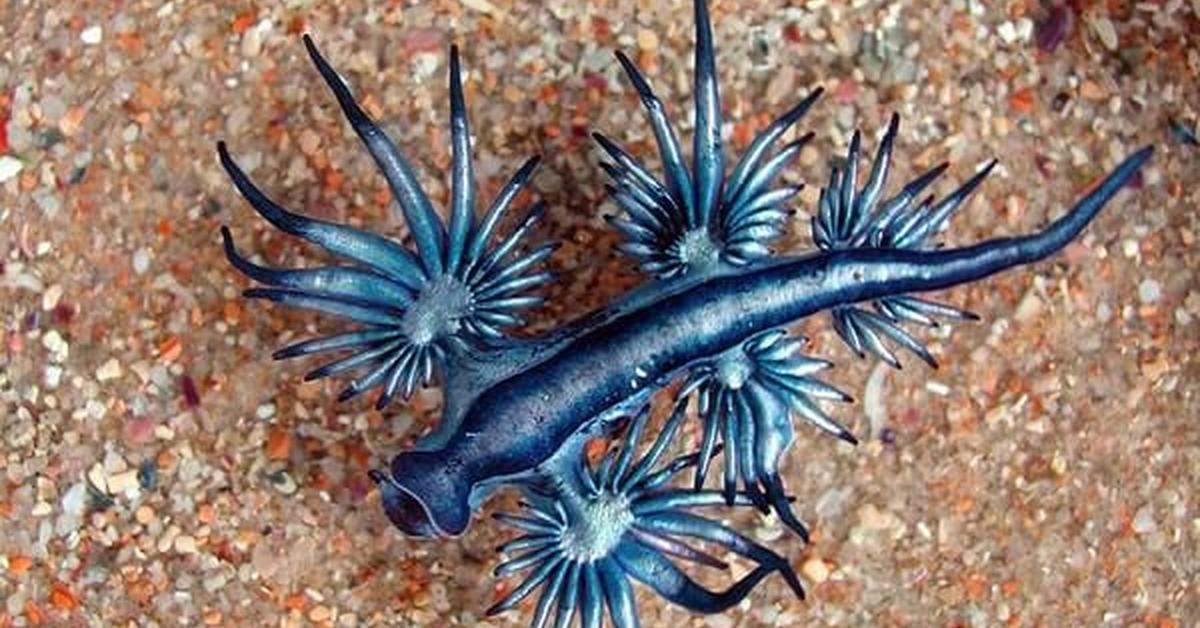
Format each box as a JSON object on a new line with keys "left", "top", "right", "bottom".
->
{"left": 905, "top": 144, "right": 1154, "bottom": 288}
{"left": 812, "top": 113, "right": 1151, "bottom": 369}
{"left": 1011, "top": 145, "right": 1153, "bottom": 262}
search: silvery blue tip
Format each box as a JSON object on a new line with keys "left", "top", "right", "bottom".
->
{"left": 218, "top": 0, "right": 1152, "bottom": 625}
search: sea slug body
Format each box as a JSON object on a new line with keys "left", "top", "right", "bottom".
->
{"left": 219, "top": 1, "right": 1151, "bottom": 625}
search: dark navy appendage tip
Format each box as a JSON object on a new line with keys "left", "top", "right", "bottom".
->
{"left": 218, "top": 1, "right": 1152, "bottom": 625}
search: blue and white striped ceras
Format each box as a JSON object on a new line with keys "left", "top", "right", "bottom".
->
{"left": 218, "top": 1, "right": 1152, "bottom": 625}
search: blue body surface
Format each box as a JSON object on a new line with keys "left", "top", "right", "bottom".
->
{"left": 386, "top": 157, "right": 1150, "bottom": 538}
{"left": 220, "top": 1, "right": 1151, "bottom": 625}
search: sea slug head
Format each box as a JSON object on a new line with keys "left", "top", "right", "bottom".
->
{"left": 369, "top": 450, "right": 473, "bottom": 538}
{"left": 369, "top": 470, "right": 440, "bottom": 538}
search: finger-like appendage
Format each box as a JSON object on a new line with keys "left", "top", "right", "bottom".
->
{"left": 613, "top": 50, "right": 695, "bottom": 223}
{"left": 466, "top": 155, "right": 541, "bottom": 270}
{"left": 724, "top": 87, "right": 823, "bottom": 208}
{"left": 638, "top": 510, "right": 805, "bottom": 598}
{"left": 615, "top": 542, "right": 775, "bottom": 613}
{"left": 218, "top": 142, "right": 425, "bottom": 288}
{"left": 302, "top": 35, "right": 446, "bottom": 277}
{"left": 271, "top": 329, "right": 399, "bottom": 360}
{"left": 691, "top": 0, "right": 723, "bottom": 228}
{"left": 445, "top": 45, "right": 476, "bottom": 277}
{"left": 223, "top": 227, "right": 415, "bottom": 308}
{"left": 597, "top": 559, "right": 639, "bottom": 628}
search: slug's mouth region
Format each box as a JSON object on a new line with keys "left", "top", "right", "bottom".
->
{"left": 370, "top": 450, "right": 474, "bottom": 538}
{"left": 369, "top": 469, "right": 442, "bottom": 538}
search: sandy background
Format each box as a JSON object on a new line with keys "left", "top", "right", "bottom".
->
{"left": 1, "top": 1, "right": 1197, "bottom": 626}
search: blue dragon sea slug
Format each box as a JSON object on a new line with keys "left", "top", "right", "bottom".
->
{"left": 219, "top": 0, "right": 1152, "bottom": 625}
